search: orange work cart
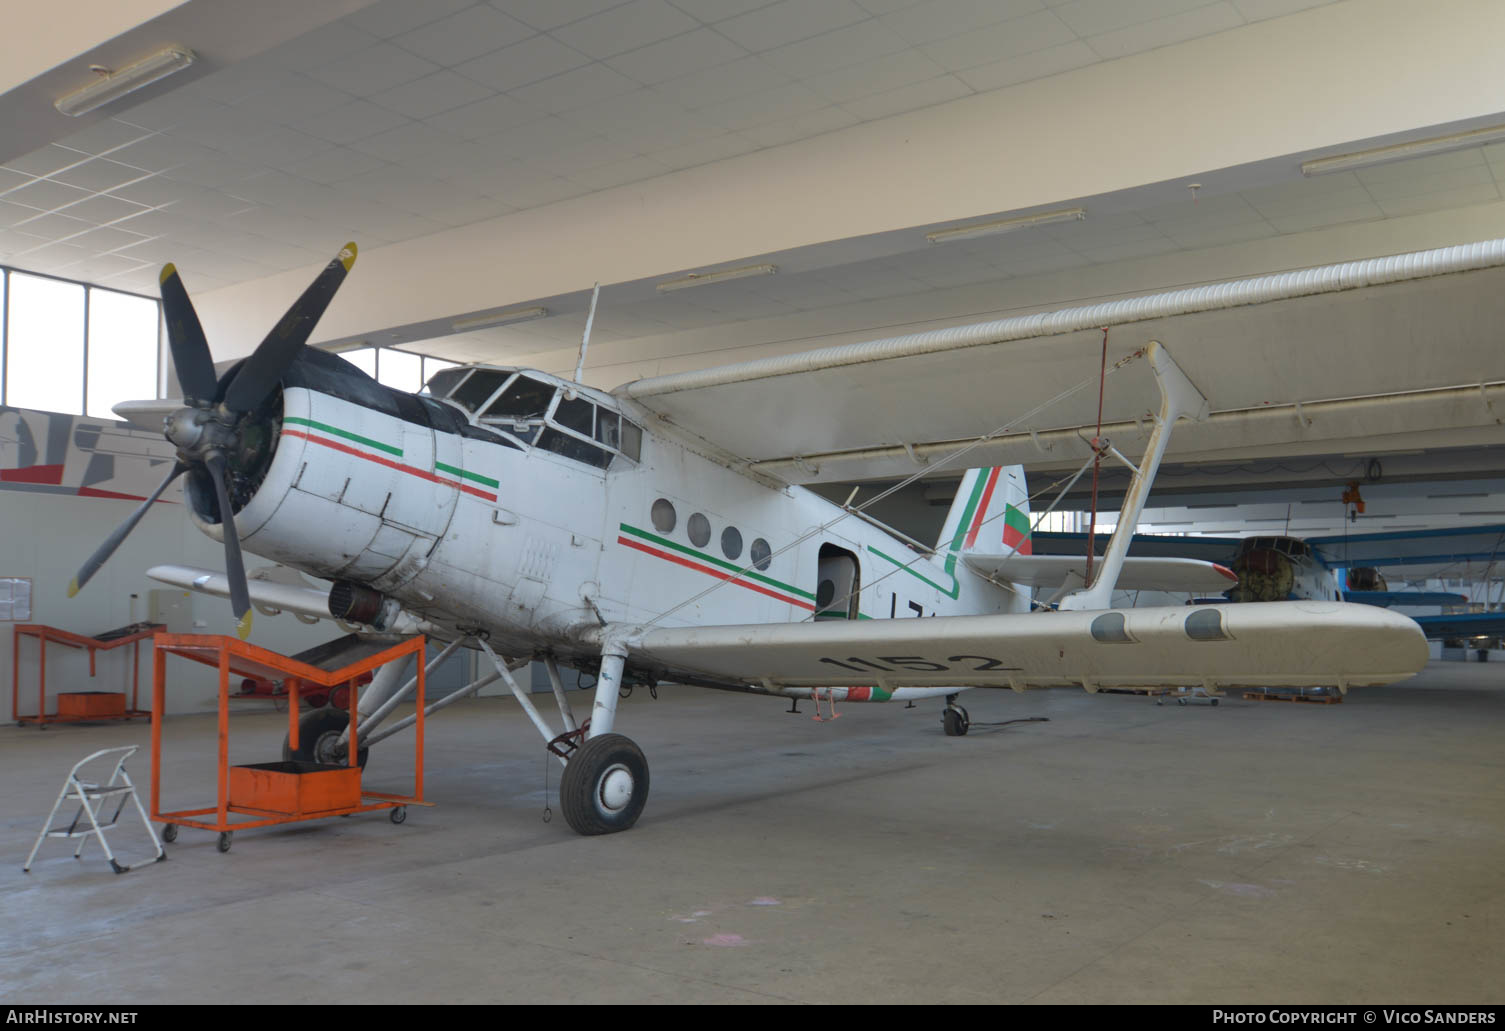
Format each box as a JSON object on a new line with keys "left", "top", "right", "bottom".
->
{"left": 150, "top": 633, "right": 428, "bottom": 852}
{"left": 12, "top": 623, "right": 161, "bottom": 727}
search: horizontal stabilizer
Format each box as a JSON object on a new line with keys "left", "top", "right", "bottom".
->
{"left": 964, "top": 553, "right": 1237, "bottom": 593}
{"left": 112, "top": 398, "right": 182, "bottom": 431}
{"left": 606, "top": 601, "right": 1427, "bottom": 693}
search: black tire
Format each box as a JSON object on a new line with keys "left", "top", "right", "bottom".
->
{"left": 282, "top": 707, "right": 369, "bottom": 769}
{"left": 943, "top": 708, "right": 969, "bottom": 737}
{"left": 161, "top": 823, "right": 178, "bottom": 843}
{"left": 559, "top": 733, "right": 649, "bottom": 835}
{"left": 217, "top": 832, "right": 232, "bottom": 853}
{"left": 389, "top": 806, "right": 406, "bottom": 825}
{"left": 1211, "top": 697, "right": 1220, "bottom": 707}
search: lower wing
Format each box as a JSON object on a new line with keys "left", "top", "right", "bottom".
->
{"left": 605, "top": 602, "right": 1427, "bottom": 693}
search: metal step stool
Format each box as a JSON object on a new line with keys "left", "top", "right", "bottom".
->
{"left": 24, "top": 745, "right": 165, "bottom": 874}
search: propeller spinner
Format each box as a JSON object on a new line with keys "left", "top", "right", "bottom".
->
{"left": 70, "top": 243, "right": 358, "bottom": 639}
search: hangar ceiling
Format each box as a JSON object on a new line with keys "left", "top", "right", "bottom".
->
{"left": 5, "top": 0, "right": 1505, "bottom": 525}
{"left": 1, "top": 0, "right": 1357, "bottom": 298}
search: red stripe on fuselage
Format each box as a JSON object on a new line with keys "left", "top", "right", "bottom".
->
{"left": 617, "top": 536, "right": 814, "bottom": 610}
{"left": 283, "top": 428, "right": 497, "bottom": 501}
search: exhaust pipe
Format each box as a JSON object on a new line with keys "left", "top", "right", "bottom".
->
{"left": 329, "top": 581, "right": 393, "bottom": 628}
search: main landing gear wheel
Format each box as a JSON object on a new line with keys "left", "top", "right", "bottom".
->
{"left": 559, "top": 733, "right": 649, "bottom": 836}
{"left": 943, "top": 706, "right": 970, "bottom": 737}
{"left": 282, "top": 708, "right": 369, "bottom": 769}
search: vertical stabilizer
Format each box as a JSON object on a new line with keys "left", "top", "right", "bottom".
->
{"left": 937, "top": 465, "right": 1032, "bottom": 558}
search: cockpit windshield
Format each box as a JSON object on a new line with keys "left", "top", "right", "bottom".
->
{"left": 425, "top": 366, "right": 643, "bottom": 470}
{"left": 483, "top": 375, "right": 554, "bottom": 421}
{"left": 448, "top": 370, "right": 510, "bottom": 412}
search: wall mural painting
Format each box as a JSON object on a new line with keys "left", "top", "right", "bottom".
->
{"left": 0, "top": 407, "right": 180, "bottom": 503}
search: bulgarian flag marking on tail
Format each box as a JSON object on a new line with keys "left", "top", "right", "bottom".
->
{"left": 1002, "top": 503, "right": 1032, "bottom": 555}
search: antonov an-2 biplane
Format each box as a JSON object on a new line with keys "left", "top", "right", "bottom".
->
{"left": 81, "top": 243, "right": 1429, "bottom": 835}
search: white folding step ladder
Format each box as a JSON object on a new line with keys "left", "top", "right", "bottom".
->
{"left": 24, "top": 745, "right": 165, "bottom": 874}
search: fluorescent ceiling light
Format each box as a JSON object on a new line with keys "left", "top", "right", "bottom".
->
{"left": 55, "top": 47, "right": 196, "bottom": 117}
{"left": 451, "top": 306, "right": 548, "bottom": 332}
{"left": 656, "top": 264, "right": 778, "bottom": 292}
{"left": 926, "top": 207, "right": 1085, "bottom": 245}
{"left": 1301, "top": 124, "right": 1505, "bottom": 176}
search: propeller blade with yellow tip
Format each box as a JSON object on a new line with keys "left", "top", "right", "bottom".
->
{"left": 222, "top": 242, "right": 358, "bottom": 413}
{"left": 159, "top": 264, "right": 219, "bottom": 406}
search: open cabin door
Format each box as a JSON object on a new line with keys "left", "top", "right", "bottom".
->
{"left": 815, "top": 544, "right": 860, "bottom": 621}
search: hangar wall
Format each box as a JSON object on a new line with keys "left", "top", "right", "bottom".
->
{"left": 0, "top": 403, "right": 351, "bottom": 720}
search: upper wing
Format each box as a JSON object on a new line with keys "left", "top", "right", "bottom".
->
{"left": 615, "top": 240, "right": 1505, "bottom": 484}
{"left": 606, "top": 601, "right": 1427, "bottom": 693}
{"left": 962, "top": 553, "right": 1237, "bottom": 593}
{"left": 1306, "top": 524, "right": 1505, "bottom": 576}
{"left": 1411, "top": 611, "right": 1505, "bottom": 641}
{"left": 1344, "top": 590, "right": 1469, "bottom": 608}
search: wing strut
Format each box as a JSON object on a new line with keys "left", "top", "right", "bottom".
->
{"left": 1058, "top": 341, "right": 1209, "bottom": 611}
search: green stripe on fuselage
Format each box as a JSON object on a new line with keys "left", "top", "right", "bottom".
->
{"left": 283, "top": 416, "right": 402, "bottom": 457}
{"left": 620, "top": 523, "right": 816, "bottom": 600}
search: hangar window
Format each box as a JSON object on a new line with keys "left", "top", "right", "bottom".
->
{"left": 1, "top": 268, "right": 161, "bottom": 419}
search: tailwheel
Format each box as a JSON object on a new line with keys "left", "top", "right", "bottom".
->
{"left": 559, "top": 733, "right": 649, "bottom": 835}
{"left": 282, "top": 708, "right": 369, "bottom": 769}
{"left": 942, "top": 694, "right": 970, "bottom": 736}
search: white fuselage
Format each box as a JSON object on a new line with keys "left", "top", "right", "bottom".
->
{"left": 197, "top": 365, "right": 1027, "bottom": 665}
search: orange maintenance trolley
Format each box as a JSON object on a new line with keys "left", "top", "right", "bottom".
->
{"left": 12, "top": 623, "right": 161, "bottom": 727}
{"left": 150, "top": 633, "right": 428, "bottom": 852}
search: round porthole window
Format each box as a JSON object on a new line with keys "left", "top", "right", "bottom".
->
{"left": 651, "top": 498, "right": 676, "bottom": 533}
{"left": 750, "top": 538, "right": 772, "bottom": 571}
{"left": 687, "top": 512, "right": 711, "bottom": 548}
{"left": 722, "top": 526, "right": 743, "bottom": 560}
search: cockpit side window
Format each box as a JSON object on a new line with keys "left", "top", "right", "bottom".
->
{"left": 619, "top": 420, "right": 641, "bottom": 462}
{"left": 538, "top": 428, "right": 613, "bottom": 469}
{"left": 553, "top": 395, "right": 594, "bottom": 436}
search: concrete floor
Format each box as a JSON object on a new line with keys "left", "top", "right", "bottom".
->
{"left": 1, "top": 662, "right": 1502, "bottom": 1005}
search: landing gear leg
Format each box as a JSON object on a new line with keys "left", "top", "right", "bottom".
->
{"left": 559, "top": 637, "right": 649, "bottom": 834}
{"left": 942, "top": 693, "right": 970, "bottom": 736}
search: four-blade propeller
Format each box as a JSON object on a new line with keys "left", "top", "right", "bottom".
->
{"left": 70, "top": 243, "right": 358, "bottom": 639}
